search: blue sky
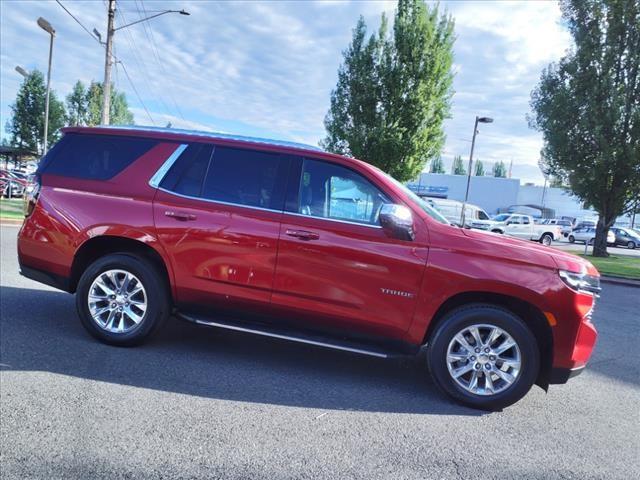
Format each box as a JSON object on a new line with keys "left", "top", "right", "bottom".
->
{"left": 1, "top": 0, "right": 572, "bottom": 184}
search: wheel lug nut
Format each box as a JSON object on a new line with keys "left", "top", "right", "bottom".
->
{"left": 111, "top": 302, "right": 116, "bottom": 308}
{"left": 484, "top": 348, "right": 490, "bottom": 353}
{"left": 485, "top": 364, "right": 491, "bottom": 370}
{"left": 125, "top": 302, "right": 129, "bottom": 307}
{"left": 474, "top": 348, "right": 481, "bottom": 353}
{"left": 489, "top": 355, "right": 495, "bottom": 361}
{"left": 470, "top": 356, "right": 476, "bottom": 361}
{"left": 475, "top": 363, "right": 481, "bottom": 370}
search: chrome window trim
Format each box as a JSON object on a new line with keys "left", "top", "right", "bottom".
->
{"left": 155, "top": 187, "right": 382, "bottom": 229}
{"left": 148, "top": 143, "right": 189, "bottom": 188}
{"left": 283, "top": 211, "right": 383, "bottom": 229}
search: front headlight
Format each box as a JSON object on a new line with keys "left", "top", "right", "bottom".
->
{"left": 559, "top": 270, "right": 601, "bottom": 295}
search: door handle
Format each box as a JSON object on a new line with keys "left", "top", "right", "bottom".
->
{"left": 285, "top": 229, "right": 319, "bottom": 240}
{"left": 165, "top": 210, "right": 197, "bottom": 221}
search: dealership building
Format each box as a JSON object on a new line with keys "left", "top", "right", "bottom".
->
{"left": 408, "top": 173, "right": 636, "bottom": 227}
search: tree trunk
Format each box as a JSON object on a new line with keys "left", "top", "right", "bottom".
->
{"left": 593, "top": 215, "right": 615, "bottom": 257}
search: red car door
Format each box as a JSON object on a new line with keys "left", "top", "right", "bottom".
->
{"left": 153, "top": 142, "right": 289, "bottom": 312}
{"left": 272, "top": 157, "right": 429, "bottom": 340}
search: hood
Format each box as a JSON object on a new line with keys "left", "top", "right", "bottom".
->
{"left": 461, "top": 228, "right": 598, "bottom": 275}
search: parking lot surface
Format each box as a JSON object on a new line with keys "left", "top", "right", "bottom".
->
{"left": 1, "top": 225, "right": 639, "bottom": 479}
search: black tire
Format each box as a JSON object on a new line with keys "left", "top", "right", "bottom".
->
{"left": 427, "top": 304, "right": 539, "bottom": 411}
{"left": 568, "top": 235, "right": 575, "bottom": 243}
{"left": 76, "top": 253, "right": 170, "bottom": 346}
{"left": 628, "top": 241, "right": 635, "bottom": 250}
{"left": 540, "top": 233, "right": 553, "bottom": 246}
{"left": 491, "top": 229, "right": 503, "bottom": 234}
{"left": 588, "top": 238, "right": 594, "bottom": 245}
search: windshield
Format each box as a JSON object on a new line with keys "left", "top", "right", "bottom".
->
{"left": 384, "top": 175, "right": 450, "bottom": 225}
{"left": 493, "top": 214, "right": 511, "bottom": 222}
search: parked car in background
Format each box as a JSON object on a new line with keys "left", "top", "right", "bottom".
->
{"left": 540, "top": 218, "right": 572, "bottom": 237}
{"left": 573, "top": 220, "right": 597, "bottom": 231}
{"left": 568, "top": 227, "right": 615, "bottom": 245}
{"left": 0, "top": 169, "right": 27, "bottom": 198}
{"left": 18, "top": 126, "right": 600, "bottom": 410}
{"left": 610, "top": 227, "right": 640, "bottom": 249}
{"left": 423, "top": 197, "right": 491, "bottom": 227}
{"left": 489, "top": 214, "right": 562, "bottom": 246}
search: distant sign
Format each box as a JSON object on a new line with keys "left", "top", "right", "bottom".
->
{"left": 407, "top": 184, "right": 449, "bottom": 198}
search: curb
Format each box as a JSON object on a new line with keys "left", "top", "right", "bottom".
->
{"left": 600, "top": 275, "right": 640, "bottom": 288}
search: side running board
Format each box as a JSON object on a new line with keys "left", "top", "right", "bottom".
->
{"left": 177, "top": 313, "right": 402, "bottom": 359}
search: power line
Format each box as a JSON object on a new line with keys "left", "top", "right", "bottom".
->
{"left": 54, "top": 0, "right": 156, "bottom": 125}
{"left": 139, "top": 0, "right": 185, "bottom": 120}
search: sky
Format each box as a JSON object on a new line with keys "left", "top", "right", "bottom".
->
{"left": 0, "top": 0, "right": 573, "bottom": 184}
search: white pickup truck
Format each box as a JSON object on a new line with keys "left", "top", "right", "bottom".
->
{"left": 484, "top": 214, "right": 562, "bottom": 246}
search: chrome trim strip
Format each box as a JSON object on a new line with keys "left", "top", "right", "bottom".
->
{"left": 148, "top": 143, "right": 188, "bottom": 188}
{"left": 180, "top": 314, "right": 389, "bottom": 358}
{"left": 283, "top": 211, "right": 383, "bottom": 229}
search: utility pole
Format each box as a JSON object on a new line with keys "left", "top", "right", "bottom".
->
{"left": 37, "top": 17, "right": 55, "bottom": 154}
{"left": 101, "top": 0, "right": 116, "bottom": 125}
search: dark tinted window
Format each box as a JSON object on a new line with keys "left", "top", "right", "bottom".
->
{"left": 202, "top": 147, "right": 289, "bottom": 210}
{"left": 160, "top": 144, "right": 213, "bottom": 197}
{"left": 294, "top": 158, "right": 387, "bottom": 225}
{"left": 41, "top": 134, "right": 158, "bottom": 180}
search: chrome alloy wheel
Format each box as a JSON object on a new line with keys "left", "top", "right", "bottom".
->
{"left": 87, "top": 269, "right": 147, "bottom": 334}
{"left": 446, "top": 324, "right": 521, "bottom": 396}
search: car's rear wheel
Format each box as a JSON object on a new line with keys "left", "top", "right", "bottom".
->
{"left": 76, "top": 254, "right": 170, "bottom": 346}
{"left": 427, "top": 304, "right": 539, "bottom": 410}
{"left": 628, "top": 241, "right": 636, "bottom": 249}
{"left": 568, "top": 235, "right": 575, "bottom": 243}
{"left": 540, "top": 233, "right": 553, "bottom": 246}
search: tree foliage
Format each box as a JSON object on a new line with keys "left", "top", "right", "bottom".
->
{"left": 85, "top": 82, "right": 134, "bottom": 126}
{"left": 530, "top": 0, "right": 640, "bottom": 256}
{"left": 66, "top": 81, "right": 89, "bottom": 126}
{"left": 321, "top": 0, "right": 455, "bottom": 181}
{"left": 451, "top": 155, "right": 466, "bottom": 175}
{"left": 430, "top": 156, "right": 445, "bottom": 173}
{"left": 492, "top": 161, "right": 507, "bottom": 178}
{"left": 6, "top": 70, "right": 65, "bottom": 154}
{"left": 474, "top": 159, "right": 485, "bottom": 176}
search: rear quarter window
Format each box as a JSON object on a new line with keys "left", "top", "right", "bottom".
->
{"left": 39, "top": 133, "right": 158, "bottom": 180}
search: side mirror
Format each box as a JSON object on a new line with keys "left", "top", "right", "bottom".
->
{"left": 379, "top": 204, "right": 414, "bottom": 241}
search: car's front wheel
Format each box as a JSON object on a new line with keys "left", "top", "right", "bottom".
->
{"left": 568, "top": 235, "right": 575, "bottom": 243}
{"left": 628, "top": 241, "right": 636, "bottom": 249}
{"left": 540, "top": 233, "right": 553, "bottom": 246}
{"left": 76, "top": 253, "right": 170, "bottom": 346}
{"left": 427, "top": 304, "right": 539, "bottom": 410}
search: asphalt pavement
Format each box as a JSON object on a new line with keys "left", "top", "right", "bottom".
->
{"left": 1, "top": 224, "right": 639, "bottom": 479}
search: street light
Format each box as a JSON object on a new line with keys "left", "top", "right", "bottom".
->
{"left": 460, "top": 116, "right": 493, "bottom": 227}
{"left": 15, "top": 66, "right": 29, "bottom": 78}
{"left": 37, "top": 16, "right": 55, "bottom": 155}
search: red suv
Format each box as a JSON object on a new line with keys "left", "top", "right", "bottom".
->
{"left": 18, "top": 126, "right": 599, "bottom": 410}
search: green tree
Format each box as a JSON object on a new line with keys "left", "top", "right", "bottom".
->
{"left": 85, "top": 81, "right": 134, "bottom": 126}
{"left": 66, "top": 80, "right": 88, "bottom": 126}
{"left": 430, "top": 156, "right": 445, "bottom": 173}
{"left": 474, "top": 159, "right": 485, "bottom": 176}
{"left": 530, "top": 0, "right": 640, "bottom": 256}
{"left": 5, "top": 70, "right": 65, "bottom": 154}
{"left": 492, "top": 161, "right": 507, "bottom": 178}
{"left": 321, "top": 0, "right": 455, "bottom": 181}
{"left": 451, "top": 155, "right": 466, "bottom": 175}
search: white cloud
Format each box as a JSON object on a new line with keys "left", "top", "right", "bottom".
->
{"left": 1, "top": 0, "right": 572, "bottom": 184}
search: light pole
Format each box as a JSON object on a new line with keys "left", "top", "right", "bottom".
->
{"left": 460, "top": 116, "right": 493, "bottom": 227}
{"left": 98, "top": 1, "right": 190, "bottom": 125}
{"left": 37, "top": 17, "right": 55, "bottom": 155}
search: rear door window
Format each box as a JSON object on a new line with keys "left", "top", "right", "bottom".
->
{"left": 201, "top": 146, "right": 289, "bottom": 211}
{"left": 159, "top": 143, "right": 213, "bottom": 197}
{"left": 40, "top": 133, "right": 158, "bottom": 180}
